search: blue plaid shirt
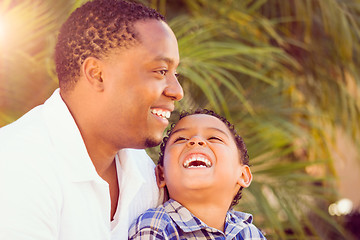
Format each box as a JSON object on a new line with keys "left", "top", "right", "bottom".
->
{"left": 128, "top": 199, "right": 266, "bottom": 240}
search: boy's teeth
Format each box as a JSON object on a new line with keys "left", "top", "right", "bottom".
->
{"left": 183, "top": 156, "right": 212, "bottom": 168}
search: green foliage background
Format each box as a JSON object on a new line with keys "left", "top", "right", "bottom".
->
{"left": 1, "top": 0, "right": 359, "bottom": 239}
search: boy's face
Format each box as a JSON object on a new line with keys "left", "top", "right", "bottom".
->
{"left": 157, "top": 114, "right": 252, "bottom": 205}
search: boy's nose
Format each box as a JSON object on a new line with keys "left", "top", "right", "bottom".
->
{"left": 187, "top": 137, "right": 206, "bottom": 147}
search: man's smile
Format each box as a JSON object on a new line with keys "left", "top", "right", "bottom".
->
{"left": 151, "top": 108, "right": 171, "bottom": 119}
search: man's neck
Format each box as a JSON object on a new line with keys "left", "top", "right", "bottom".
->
{"left": 60, "top": 82, "right": 118, "bottom": 175}
{"left": 61, "top": 87, "right": 120, "bottom": 220}
{"left": 101, "top": 159, "right": 119, "bottom": 220}
{"left": 84, "top": 137, "right": 117, "bottom": 176}
{"left": 85, "top": 139, "right": 120, "bottom": 221}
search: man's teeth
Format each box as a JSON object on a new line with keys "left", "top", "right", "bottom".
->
{"left": 151, "top": 109, "right": 171, "bottom": 119}
{"left": 183, "top": 156, "right": 212, "bottom": 168}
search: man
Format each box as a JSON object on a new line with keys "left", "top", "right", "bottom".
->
{"left": 0, "top": 0, "right": 183, "bottom": 239}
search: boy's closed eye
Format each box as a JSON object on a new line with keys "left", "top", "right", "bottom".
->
{"left": 208, "top": 136, "right": 224, "bottom": 142}
{"left": 172, "top": 135, "right": 224, "bottom": 144}
{"left": 173, "top": 136, "right": 187, "bottom": 143}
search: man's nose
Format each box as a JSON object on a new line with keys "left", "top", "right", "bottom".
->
{"left": 164, "top": 74, "right": 184, "bottom": 101}
{"left": 187, "top": 136, "right": 206, "bottom": 147}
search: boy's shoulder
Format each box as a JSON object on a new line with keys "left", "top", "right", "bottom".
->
{"left": 128, "top": 200, "right": 179, "bottom": 239}
{"left": 129, "top": 199, "right": 209, "bottom": 239}
{"left": 226, "top": 209, "right": 266, "bottom": 239}
{"left": 133, "top": 201, "right": 172, "bottom": 227}
{"left": 228, "top": 209, "right": 253, "bottom": 224}
{"left": 130, "top": 199, "right": 187, "bottom": 229}
{"left": 129, "top": 200, "right": 267, "bottom": 239}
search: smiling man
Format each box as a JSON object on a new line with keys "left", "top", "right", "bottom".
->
{"left": 0, "top": 0, "right": 183, "bottom": 239}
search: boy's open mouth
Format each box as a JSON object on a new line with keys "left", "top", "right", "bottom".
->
{"left": 183, "top": 154, "right": 212, "bottom": 168}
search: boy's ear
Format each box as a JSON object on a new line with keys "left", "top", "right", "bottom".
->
{"left": 155, "top": 165, "right": 166, "bottom": 188}
{"left": 237, "top": 165, "right": 252, "bottom": 188}
{"left": 82, "top": 57, "right": 104, "bottom": 92}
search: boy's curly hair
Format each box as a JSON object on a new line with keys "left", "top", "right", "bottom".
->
{"left": 55, "top": 0, "right": 165, "bottom": 91}
{"left": 158, "top": 108, "right": 250, "bottom": 208}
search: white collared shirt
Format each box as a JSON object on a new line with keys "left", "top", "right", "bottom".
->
{"left": 0, "top": 89, "right": 162, "bottom": 240}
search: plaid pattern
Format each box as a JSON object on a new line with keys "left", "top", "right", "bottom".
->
{"left": 128, "top": 199, "right": 266, "bottom": 240}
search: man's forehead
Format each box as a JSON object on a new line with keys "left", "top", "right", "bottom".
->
{"left": 133, "top": 19, "right": 173, "bottom": 38}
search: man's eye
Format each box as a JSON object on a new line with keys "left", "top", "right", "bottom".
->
{"left": 157, "top": 70, "right": 167, "bottom": 76}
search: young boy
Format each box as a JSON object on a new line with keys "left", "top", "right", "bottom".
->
{"left": 128, "top": 109, "right": 266, "bottom": 239}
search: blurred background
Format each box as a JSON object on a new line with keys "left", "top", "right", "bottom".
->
{"left": 0, "top": 0, "right": 359, "bottom": 239}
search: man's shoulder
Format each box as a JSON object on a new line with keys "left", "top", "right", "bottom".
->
{"left": 0, "top": 105, "right": 47, "bottom": 154}
{"left": 0, "top": 90, "right": 60, "bottom": 147}
{"left": 0, "top": 90, "right": 72, "bottom": 176}
{"left": 0, "top": 105, "right": 44, "bottom": 135}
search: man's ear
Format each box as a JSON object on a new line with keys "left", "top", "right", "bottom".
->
{"left": 155, "top": 165, "right": 166, "bottom": 188}
{"left": 81, "top": 57, "right": 104, "bottom": 91}
{"left": 237, "top": 165, "right": 252, "bottom": 188}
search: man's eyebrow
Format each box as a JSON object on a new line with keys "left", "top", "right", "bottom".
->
{"left": 153, "top": 56, "right": 180, "bottom": 67}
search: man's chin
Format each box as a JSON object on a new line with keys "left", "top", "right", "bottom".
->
{"left": 144, "top": 138, "right": 162, "bottom": 148}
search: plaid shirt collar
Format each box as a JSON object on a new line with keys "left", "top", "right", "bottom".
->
{"left": 164, "top": 199, "right": 254, "bottom": 237}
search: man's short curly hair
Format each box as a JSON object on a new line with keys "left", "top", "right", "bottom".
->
{"left": 55, "top": 0, "right": 165, "bottom": 91}
{"left": 158, "top": 109, "right": 250, "bottom": 208}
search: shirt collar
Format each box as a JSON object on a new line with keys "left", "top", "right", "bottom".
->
{"left": 117, "top": 149, "right": 146, "bottom": 205}
{"left": 42, "top": 89, "right": 101, "bottom": 182}
{"left": 225, "top": 209, "right": 254, "bottom": 237}
{"left": 165, "top": 199, "right": 211, "bottom": 233}
{"left": 165, "top": 199, "right": 254, "bottom": 235}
